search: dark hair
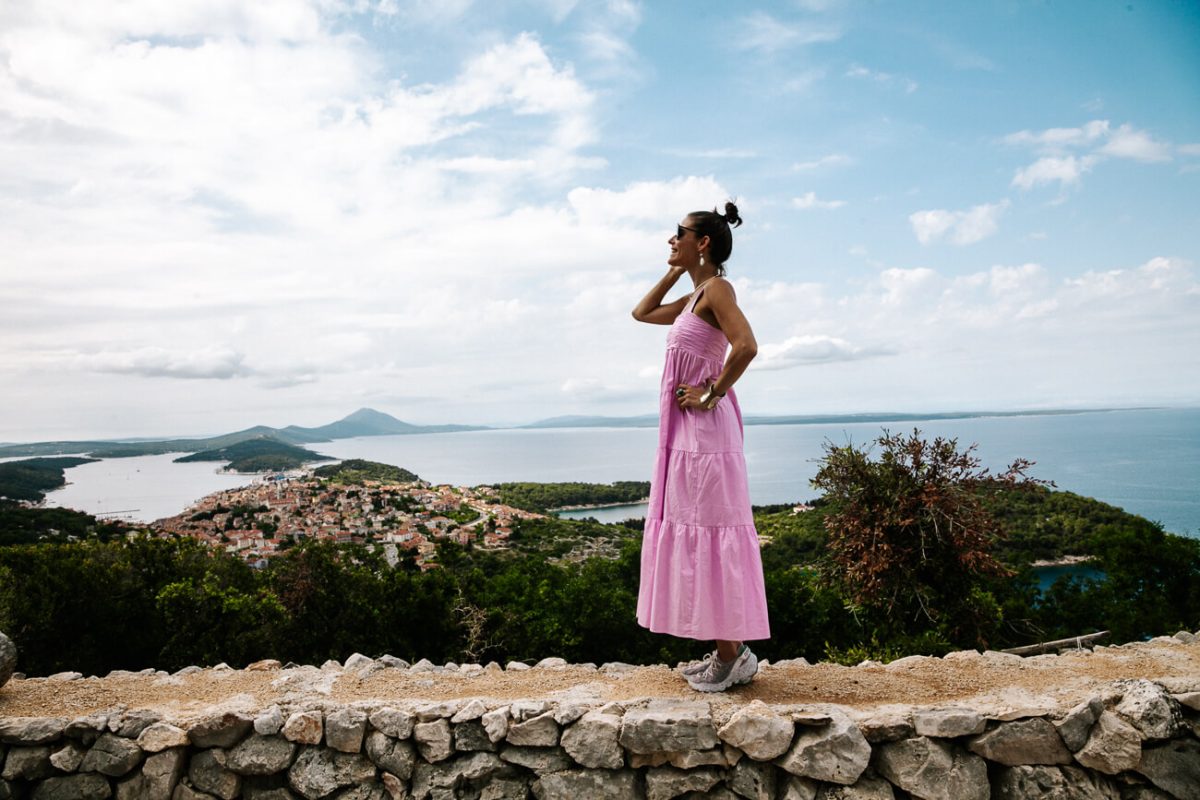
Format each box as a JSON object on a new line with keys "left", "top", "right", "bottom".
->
{"left": 687, "top": 201, "right": 743, "bottom": 276}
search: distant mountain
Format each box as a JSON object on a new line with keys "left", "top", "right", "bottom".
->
{"left": 174, "top": 438, "right": 329, "bottom": 472}
{"left": 286, "top": 408, "right": 486, "bottom": 439}
{"left": 0, "top": 408, "right": 487, "bottom": 459}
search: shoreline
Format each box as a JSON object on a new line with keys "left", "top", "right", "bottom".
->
{"left": 550, "top": 498, "right": 650, "bottom": 513}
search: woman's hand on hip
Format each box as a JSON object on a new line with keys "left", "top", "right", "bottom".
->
{"left": 674, "top": 383, "right": 707, "bottom": 410}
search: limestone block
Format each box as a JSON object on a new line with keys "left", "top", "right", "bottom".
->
{"left": 29, "top": 774, "right": 112, "bottom": 800}
{"left": 505, "top": 712, "right": 560, "bottom": 747}
{"left": 498, "top": 745, "right": 573, "bottom": 774}
{"left": 282, "top": 712, "right": 323, "bottom": 746}
{"left": 67, "top": 715, "right": 109, "bottom": 742}
{"left": 718, "top": 701, "right": 795, "bottom": 761}
{"left": 143, "top": 748, "right": 188, "bottom": 800}
{"left": 245, "top": 659, "right": 282, "bottom": 671}
{"left": 857, "top": 713, "right": 914, "bottom": 744}
{"left": 368, "top": 708, "right": 415, "bottom": 740}
{"left": 0, "top": 717, "right": 67, "bottom": 745}
{"left": 287, "top": 747, "right": 375, "bottom": 800}
{"left": 254, "top": 706, "right": 285, "bottom": 736}
{"left": 443, "top": 751, "right": 504, "bottom": 784}
{"left": 480, "top": 776, "right": 531, "bottom": 800}
{"left": 451, "top": 699, "right": 488, "bottom": 724}
{"left": 1173, "top": 691, "right": 1200, "bottom": 712}
{"left": 138, "top": 723, "right": 191, "bottom": 753}
{"left": 226, "top": 735, "right": 297, "bottom": 776}
{"left": 531, "top": 769, "right": 643, "bottom": 800}
{"left": 912, "top": 708, "right": 986, "bottom": 738}
{"left": 188, "top": 749, "right": 240, "bottom": 800}
{"left": 414, "top": 701, "right": 461, "bottom": 722}
{"left": 727, "top": 757, "right": 777, "bottom": 800}
{"left": 1054, "top": 697, "right": 1104, "bottom": 752}
{"left": 335, "top": 783, "right": 389, "bottom": 800}
{"left": 509, "top": 701, "right": 549, "bottom": 722}
{"left": 553, "top": 702, "right": 590, "bottom": 726}
{"left": 481, "top": 708, "right": 509, "bottom": 744}
{"left": 237, "top": 782, "right": 296, "bottom": 800}
{"left": 966, "top": 718, "right": 1072, "bottom": 766}
{"left": 378, "top": 655, "right": 409, "bottom": 670}
{"left": 1136, "top": 738, "right": 1200, "bottom": 799}
{"left": 534, "top": 657, "right": 569, "bottom": 669}
{"left": 814, "top": 773, "right": 896, "bottom": 800}
{"left": 50, "top": 740, "right": 87, "bottom": 772}
{"left": 779, "top": 775, "right": 820, "bottom": 800}
{"left": 326, "top": 708, "right": 368, "bottom": 754}
{"left": 80, "top": 733, "right": 144, "bottom": 777}
{"left": 619, "top": 702, "right": 718, "bottom": 754}
{"left": 114, "top": 710, "right": 162, "bottom": 738}
{"left": 453, "top": 721, "right": 496, "bottom": 753}
{"left": 1, "top": 746, "right": 52, "bottom": 781}
{"left": 1074, "top": 711, "right": 1142, "bottom": 775}
{"left": 645, "top": 765, "right": 721, "bottom": 800}
{"left": 990, "top": 765, "right": 1120, "bottom": 799}
{"left": 1114, "top": 680, "right": 1183, "bottom": 741}
{"left": 776, "top": 708, "right": 871, "bottom": 786}
{"left": 874, "top": 737, "right": 989, "bottom": 800}
{"left": 560, "top": 710, "right": 623, "bottom": 770}
{"left": 365, "top": 732, "right": 417, "bottom": 780}
{"left": 188, "top": 712, "right": 253, "bottom": 749}
{"left": 173, "top": 783, "right": 214, "bottom": 800}
{"left": 379, "top": 771, "right": 406, "bottom": 800}
{"left": 414, "top": 720, "right": 453, "bottom": 763}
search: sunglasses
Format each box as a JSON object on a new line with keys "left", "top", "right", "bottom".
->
{"left": 676, "top": 224, "right": 698, "bottom": 239}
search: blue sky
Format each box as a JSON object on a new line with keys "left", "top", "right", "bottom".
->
{"left": 1, "top": 0, "right": 1198, "bottom": 440}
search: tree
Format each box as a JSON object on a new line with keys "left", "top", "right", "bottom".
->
{"left": 811, "top": 429, "right": 1043, "bottom": 648}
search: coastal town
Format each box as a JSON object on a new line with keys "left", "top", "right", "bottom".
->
{"left": 151, "top": 471, "right": 544, "bottom": 569}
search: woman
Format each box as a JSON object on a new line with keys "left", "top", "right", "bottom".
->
{"left": 631, "top": 201, "right": 770, "bottom": 692}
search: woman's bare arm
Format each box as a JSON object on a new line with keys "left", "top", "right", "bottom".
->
{"left": 699, "top": 279, "right": 757, "bottom": 395}
{"left": 632, "top": 267, "right": 691, "bottom": 325}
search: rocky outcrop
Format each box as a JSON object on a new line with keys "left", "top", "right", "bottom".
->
{"left": 2, "top": 645, "right": 1200, "bottom": 800}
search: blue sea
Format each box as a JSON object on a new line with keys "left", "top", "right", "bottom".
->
{"left": 43, "top": 407, "right": 1200, "bottom": 539}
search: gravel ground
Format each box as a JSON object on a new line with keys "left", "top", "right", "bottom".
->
{"left": 2, "top": 640, "right": 1198, "bottom": 725}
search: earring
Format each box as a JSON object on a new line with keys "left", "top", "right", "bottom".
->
{"left": 699, "top": 253, "right": 705, "bottom": 267}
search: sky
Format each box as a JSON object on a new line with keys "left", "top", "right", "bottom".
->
{"left": 1, "top": 0, "right": 1198, "bottom": 441}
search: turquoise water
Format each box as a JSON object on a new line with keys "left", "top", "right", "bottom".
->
{"left": 45, "top": 407, "right": 1200, "bottom": 535}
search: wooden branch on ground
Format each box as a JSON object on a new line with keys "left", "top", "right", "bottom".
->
{"left": 1002, "top": 630, "right": 1111, "bottom": 657}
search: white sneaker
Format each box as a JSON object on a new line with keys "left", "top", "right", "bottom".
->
{"left": 678, "top": 650, "right": 718, "bottom": 677}
{"left": 686, "top": 647, "right": 758, "bottom": 692}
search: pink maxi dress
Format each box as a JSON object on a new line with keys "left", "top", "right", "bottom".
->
{"left": 636, "top": 286, "right": 771, "bottom": 642}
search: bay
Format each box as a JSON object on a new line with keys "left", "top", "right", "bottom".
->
{"left": 40, "top": 407, "right": 1200, "bottom": 537}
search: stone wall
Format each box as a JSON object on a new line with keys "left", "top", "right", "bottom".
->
{"left": 2, "top": 664, "right": 1199, "bottom": 800}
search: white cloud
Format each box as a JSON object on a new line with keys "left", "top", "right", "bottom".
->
{"left": 84, "top": 347, "right": 252, "bottom": 380}
{"left": 1098, "top": 123, "right": 1172, "bottom": 162}
{"left": 792, "top": 154, "right": 852, "bottom": 170}
{"left": 1004, "top": 120, "right": 1110, "bottom": 150}
{"left": 909, "top": 201, "right": 1008, "bottom": 246}
{"left": 1012, "top": 155, "right": 1096, "bottom": 189}
{"left": 755, "top": 335, "right": 888, "bottom": 370}
{"left": 844, "top": 63, "right": 917, "bottom": 93}
{"left": 792, "top": 192, "right": 845, "bottom": 210}
{"left": 733, "top": 11, "right": 841, "bottom": 52}
{"left": 1179, "top": 143, "right": 1200, "bottom": 156}
{"left": 567, "top": 176, "right": 728, "bottom": 225}
{"left": 1003, "top": 120, "right": 1172, "bottom": 192}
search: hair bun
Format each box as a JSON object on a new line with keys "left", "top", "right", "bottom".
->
{"left": 723, "top": 200, "right": 743, "bottom": 228}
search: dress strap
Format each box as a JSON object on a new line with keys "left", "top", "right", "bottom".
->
{"left": 685, "top": 277, "right": 716, "bottom": 312}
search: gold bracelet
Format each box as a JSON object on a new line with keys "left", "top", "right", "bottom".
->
{"left": 699, "top": 383, "right": 724, "bottom": 410}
